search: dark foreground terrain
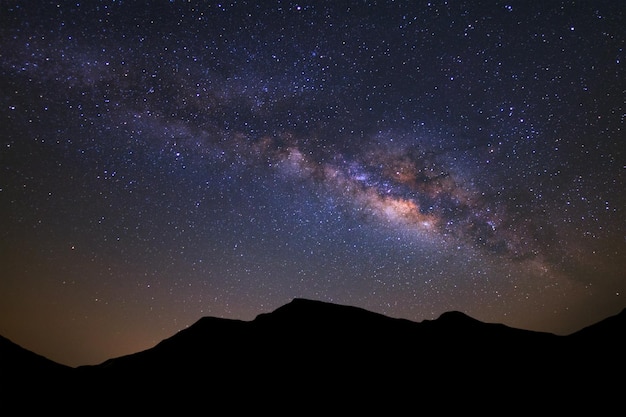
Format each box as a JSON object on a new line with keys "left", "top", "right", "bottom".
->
{"left": 2, "top": 298, "right": 624, "bottom": 416}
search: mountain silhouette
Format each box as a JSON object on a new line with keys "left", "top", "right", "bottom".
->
{"left": 2, "top": 298, "right": 624, "bottom": 416}
{"left": 1, "top": 335, "right": 72, "bottom": 415}
{"left": 0, "top": 334, "right": 71, "bottom": 375}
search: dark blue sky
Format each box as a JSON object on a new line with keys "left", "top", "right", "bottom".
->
{"left": 1, "top": 0, "right": 624, "bottom": 367}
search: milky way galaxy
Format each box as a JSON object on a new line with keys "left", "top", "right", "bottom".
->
{"left": 1, "top": 1, "right": 624, "bottom": 367}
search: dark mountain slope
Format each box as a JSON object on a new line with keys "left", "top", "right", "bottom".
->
{"left": 92, "top": 316, "right": 250, "bottom": 372}
{"left": 0, "top": 334, "right": 71, "bottom": 376}
{"left": 3, "top": 299, "right": 624, "bottom": 416}
{"left": 0, "top": 335, "right": 73, "bottom": 416}
{"left": 570, "top": 308, "right": 626, "bottom": 342}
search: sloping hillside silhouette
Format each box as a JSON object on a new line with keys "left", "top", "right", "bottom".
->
{"left": 2, "top": 298, "right": 624, "bottom": 416}
{"left": 1, "top": 335, "right": 72, "bottom": 415}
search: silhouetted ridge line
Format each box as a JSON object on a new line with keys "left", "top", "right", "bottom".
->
{"left": 435, "top": 310, "right": 479, "bottom": 323}
{"left": 254, "top": 297, "right": 405, "bottom": 325}
{"left": 2, "top": 299, "right": 624, "bottom": 416}
{"left": 571, "top": 307, "right": 626, "bottom": 340}
{"left": 0, "top": 334, "right": 71, "bottom": 374}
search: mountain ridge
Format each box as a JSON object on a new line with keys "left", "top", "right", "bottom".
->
{"left": 2, "top": 298, "right": 624, "bottom": 416}
{"left": 5, "top": 298, "right": 625, "bottom": 369}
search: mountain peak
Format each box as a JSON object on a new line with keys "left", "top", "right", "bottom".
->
{"left": 260, "top": 297, "right": 376, "bottom": 320}
{"left": 286, "top": 297, "right": 329, "bottom": 308}
{"left": 436, "top": 310, "right": 478, "bottom": 323}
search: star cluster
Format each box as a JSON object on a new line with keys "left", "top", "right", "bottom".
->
{"left": 1, "top": 1, "right": 624, "bottom": 367}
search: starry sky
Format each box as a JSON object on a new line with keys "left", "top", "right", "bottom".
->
{"left": 1, "top": 0, "right": 624, "bottom": 367}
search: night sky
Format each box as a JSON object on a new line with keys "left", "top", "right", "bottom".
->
{"left": 1, "top": 1, "right": 624, "bottom": 367}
